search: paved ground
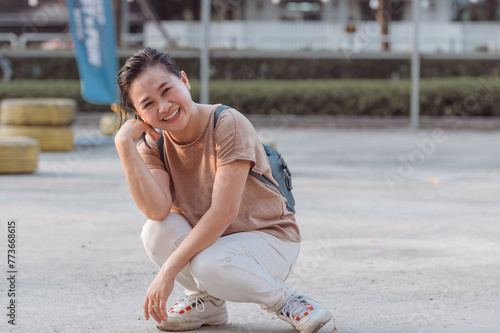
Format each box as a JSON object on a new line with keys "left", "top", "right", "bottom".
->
{"left": 1, "top": 116, "right": 499, "bottom": 333}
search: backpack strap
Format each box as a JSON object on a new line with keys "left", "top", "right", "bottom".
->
{"left": 249, "top": 169, "right": 279, "bottom": 190}
{"left": 213, "top": 105, "right": 282, "bottom": 195}
{"left": 156, "top": 104, "right": 282, "bottom": 198}
{"left": 213, "top": 104, "right": 231, "bottom": 128}
{"left": 156, "top": 131, "right": 165, "bottom": 166}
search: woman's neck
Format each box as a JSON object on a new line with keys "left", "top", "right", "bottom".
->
{"left": 168, "top": 103, "right": 213, "bottom": 145}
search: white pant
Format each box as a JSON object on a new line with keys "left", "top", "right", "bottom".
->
{"left": 140, "top": 212, "right": 300, "bottom": 312}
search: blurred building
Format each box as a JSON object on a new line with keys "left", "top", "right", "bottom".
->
{"left": 145, "top": 0, "right": 500, "bottom": 53}
{"left": 1, "top": 0, "right": 499, "bottom": 53}
{"left": 125, "top": 0, "right": 500, "bottom": 22}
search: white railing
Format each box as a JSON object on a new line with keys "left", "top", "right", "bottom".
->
{"left": 17, "top": 33, "right": 70, "bottom": 49}
{"left": 0, "top": 32, "right": 70, "bottom": 50}
{"left": 0, "top": 32, "right": 143, "bottom": 51}
{"left": 145, "top": 20, "right": 500, "bottom": 54}
{"left": 0, "top": 33, "right": 20, "bottom": 49}
{"left": 2, "top": 21, "right": 500, "bottom": 54}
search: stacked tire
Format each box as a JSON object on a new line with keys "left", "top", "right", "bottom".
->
{"left": 0, "top": 98, "right": 76, "bottom": 152}
{"left": 100, "top": 112, "right": 131, "bottom": 136}
{"left": 0, "top": 137, "right": 39, "bottom": 174}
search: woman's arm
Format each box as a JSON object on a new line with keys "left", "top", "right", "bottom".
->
{"left": 143, "top": 159, "right": 251, "bottom": 323}
{"left": 161, "top": 159, "right": 251, "bottom": 272}
{"left": 115, "top": 119, "right": 172, "bottom": 220}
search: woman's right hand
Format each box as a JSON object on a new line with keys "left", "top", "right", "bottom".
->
{"left": 115, "top": 118, "right": 161, "bottom": 145}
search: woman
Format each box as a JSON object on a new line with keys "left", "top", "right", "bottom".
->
{"left": 115, "top": 47, "right": 332, "bottom": 333}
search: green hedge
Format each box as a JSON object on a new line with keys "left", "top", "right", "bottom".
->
{"left": 208, "top": 78, "right": 500, "bottom": 117}
{"left": 8, "top": 56, "right": 500, "bottom": 80}
{"left": 0, "top": 80, "right": 109, "bottom": 112}
{"left": 1, "top": 78, "right": 499, "bottom": 116}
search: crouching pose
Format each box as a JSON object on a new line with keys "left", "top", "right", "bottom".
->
{"left": 115, "top": 47, "right": 332, "bottom": 332}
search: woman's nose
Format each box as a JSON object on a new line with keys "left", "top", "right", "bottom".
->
{"left": 158, "top": 99, "right": 171, "bottom": 112}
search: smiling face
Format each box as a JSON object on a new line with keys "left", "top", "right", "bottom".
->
{"left": 129, "top": 65, "right": 193, "bottom": 132}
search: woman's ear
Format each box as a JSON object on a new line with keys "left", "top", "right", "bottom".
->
{"left": 181, "top": 71, "right": 191, "bottom": 91}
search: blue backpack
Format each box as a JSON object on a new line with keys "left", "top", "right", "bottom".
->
{"left": 156, "top": 105, "right": 295, "bottom": 214}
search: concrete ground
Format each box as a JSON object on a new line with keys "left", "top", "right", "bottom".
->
{"left": 1, "top": 116, "right": 499, "bottom": 333}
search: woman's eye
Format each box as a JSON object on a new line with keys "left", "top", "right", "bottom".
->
{"left": 144, "top": 101, "right": 153, "bottom": 109}
{"left": 162, "top": 88, "right": 170, "bottom": 95}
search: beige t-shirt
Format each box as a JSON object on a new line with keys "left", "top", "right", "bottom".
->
{"left": 137, "top": 106, "right": 301, "bottom": 242}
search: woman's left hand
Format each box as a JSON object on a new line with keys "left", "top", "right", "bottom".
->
{"left": 143, "top": 273, "right": 175, "bottom": 323}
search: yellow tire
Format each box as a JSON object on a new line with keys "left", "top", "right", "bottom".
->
{"left": 99, "top": 112, "right": 131, "bottom": 136}
{"left": 0, "top": 125, "right": 74, "bottom": 152}
{"left": 0, "top": 136, "right": 39, "bottom": 174}
{"left": 258, "top": 137, "right": 277, "bottom": 150}
{"left": 1, "top": 98, "right": 77, "bottom": 126}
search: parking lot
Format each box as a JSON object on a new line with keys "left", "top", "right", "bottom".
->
{"left": 1, "top": 118, "right": 499, "bottom": 333}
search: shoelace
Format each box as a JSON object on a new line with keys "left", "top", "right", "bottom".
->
{"left": 170, "top": 295, "right": 206, "bottom": 314}
{"left": 281, "top": 294, "right": 317, "bottom": 322}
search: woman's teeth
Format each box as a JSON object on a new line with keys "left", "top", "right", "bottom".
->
{"left": 163, "top": 108, "right": 180, "bottom": 121}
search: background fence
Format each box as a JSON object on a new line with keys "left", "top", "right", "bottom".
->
{"left": 3, "top": 20, "right": 500, "bottom": 55}
{"left": 144, "top": 20, "right": 500, "bottom": 54}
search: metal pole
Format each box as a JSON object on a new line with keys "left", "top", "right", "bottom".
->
{"left": 498, "top": 0, "right": 500, "bottom": 53}
{"left": 200, "top": 0, "right": 211, "bottom": 104}
{"left": 376, "top": 0, "right": 390, "bottom": 51}
{"left": 120, "top": 0, "right": 130, "bottom": 47}
{"left": 410, "top": 0, "right": 420, "bottom": 130}
{"left": 113, "top": 0, "right": 121, "bottom": 46}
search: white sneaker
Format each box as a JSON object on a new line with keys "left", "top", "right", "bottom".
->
{"left": 277, "top": 293, "right": 332, "bottom": 333}
{"left": 157, "top": 295, "right": 228, "bottom": 331}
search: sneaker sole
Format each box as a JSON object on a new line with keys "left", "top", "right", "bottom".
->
{"left": 157, "top": 312, "right": 228, "bottom": 332}
{"left": 301, "top": 309, "right": 332, "bottom": 333}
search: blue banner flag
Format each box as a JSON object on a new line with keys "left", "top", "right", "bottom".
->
{"left": 66, "top": 0, "right": 118, "bottom": 104}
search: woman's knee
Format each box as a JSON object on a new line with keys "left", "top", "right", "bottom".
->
{"left": 190, "top": 246, "right": 236, "bottom": 284}
{"left": 141, "top": 212, "right": 192, "bottom": 256}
